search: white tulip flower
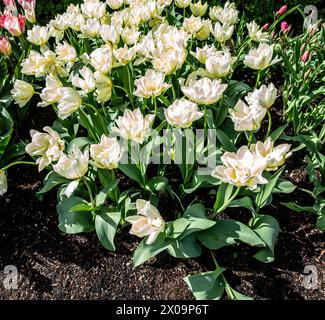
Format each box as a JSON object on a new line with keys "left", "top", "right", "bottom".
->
{"left": 181, "top": 77, "right": 227, "bottom": 105}
{"left": 38, "top": 75, "right": 63, "bottom": 107}
{"left": 90, "top": 45, "right": 113, "bottom": 73}
{"left": 53, "top": 145, "right": 89, "bottom": 180}
{"left": 106, "top": 0, "right": 124, "bottom": 10}
{"left": 193, "top": 44, "right": 218, "bottom": 64}
{"left": 246, "top": 83, "right": 277, "bottom": 110}
{"left": 196, "top": 19, "right": 212, "bottom": 40}
{"left": 244, "top": 43, "right": 281, "bottom": 71}
{"left": 57, "top": 87, "right": 82, "bottom": 119}
{"left": 152, "top": 46, "right": 186, "bottom": 75}
{"left": 11, "top": 80, "right": 34, "bottom": 108}
{"left": 27, "top": 25, "right": 51, "bottom": 46}
{"left": 250, "top": 138, "right": 292, "bottom": 171}
{"left": 71, "top": 66, "right": 96, "bottom": 95}
{"left": 99, "top": 24, "right": 120, "bottom": 45}
{"left": 211, "top": 146, "right": 268, "bottom": 190}
{"left": 81, "top": 0, "right": 106, "bottom": 19}
{"left": 122, "top": 26, "right": 141, "bottom": 46}
{"left": 26, "top": 127, "right": 65, "bottom": 171}
{"left": 183, "top": 16, "right": 203, "bottom": 34}
{"left": 113, "top": 45, "right": 137, "bottom": 68}
{"left": 94, "top": 71, "right": 113, "bottom": 103}
{"left": 134, "top": 69, "right": 171, "bottom": 99}
{"left": 205, "top": 51, "right": 233, "bottom": 78}
{"left": 175, "top": 0, "right": 191, "bottom": 9}
{"left": 246, "top": 21, "right": 269, "bottom": 42}
{"left": 190, "top": 1, "right": 208, "bottom": 17}
{"left": 90, "top": 135, "right": 122, "bottom": 169}
{"left": 229, "top": 99, "right": 266, "bottom": 132}
{"left": 213, "top": 22, "right": 234, "bottom": 43}
{"left": 55, "top": 41, "right": 78, "bottom": 64}
{"left": 125, "top": 199, "right": 165, "bottom": 245}
{"left": 209, "top": 2, "right": 238, "bottom": 25}
{"left": 80, "top": 18, "right": 100, "bottom": 38}
{"left": 164, "top": 98, "right": 204, "bottom": 128}
{"left": 115, "top": 108, "right": 154, "bottom": 144}
{"left": 21, "top": 50, "right": 67, "bottom": 78}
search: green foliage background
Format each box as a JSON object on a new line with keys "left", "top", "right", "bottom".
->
{"left": 35, "top": 0, "right": 324, "bottom": 26}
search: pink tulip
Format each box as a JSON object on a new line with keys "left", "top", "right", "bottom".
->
{"left": 17, "top": 0, "right": 36, "bottom": 23}
{"left": 262, "top": 23, "right": 270, "bottom": 31}
{"left": 3, "top": 0, "right": 17, "bottom": 13}
{"left": 0, "top": 11, "right": 25, "bottom": 36}
{"left": 301, "top": 51, "right": 310, "bottom": 63}
{"left": 281, "top": 21, "right": 291, "bottom": 34}
{"left": 277, "top": 5, "right": 287, "bottom": 16}
{"left": 0, "top": 36, "right": 12, "bottom": 56}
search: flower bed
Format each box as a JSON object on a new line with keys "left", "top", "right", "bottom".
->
{"left": 0, "top": 0, "right": 324, "bottom": 300}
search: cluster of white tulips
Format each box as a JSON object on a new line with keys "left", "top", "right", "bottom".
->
{"left": 8, "top": 0, "right": 293, "bottom": 246}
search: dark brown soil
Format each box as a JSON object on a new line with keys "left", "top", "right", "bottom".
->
{"left": 0, "top": 163, "right": 324, "bottom": 300}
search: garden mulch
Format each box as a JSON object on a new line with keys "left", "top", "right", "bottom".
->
{"left": 0, "top": 163, "right": 324, "bottom": 300}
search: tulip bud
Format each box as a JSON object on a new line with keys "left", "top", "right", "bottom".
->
{"left": 0, "top": 171, "right": 8, "bottom": 196}
{"left": 18, "top": 0, "right": 36, "bottom": 24}
{"left": 307, "top": 24, "right": 318, "bottom": 36}
{"left": 277, "top": 5, "right": 287, "bottom": 16}
{"left": 0, "top": 12, "right": 26, "bottom": 36}
{"left": 262, "top": 23, "right": 270, "bottom": 31}
{"left": 301, "top": 51, "right": 310, "bottom": 63}
{"left": 280, "top": 21, "right": 291, "bottom": 34}
{"left": 0, "top": 36, "right": 12, "bottom": 56}
{"left": 3, "top": 0, "right": 17, "bottom": 13}
{"left": 300, "top": 43, "right": 306, "bottom": 53}
{"left": 304, "top": 68, "right": 312, "bottom": 80}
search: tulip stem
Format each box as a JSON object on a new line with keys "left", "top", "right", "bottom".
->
{"left": 111, "top": 170, "right": 119, "bottom": 203}
{"left": 210, "top": 250, "right": 236, "bottom": 299}
{"left": 247, "top": 131, "right": 253, "bottom": 146}
{"left": 255, "top": 70, "right": 261, "bottom": 88}
{"left": 83, "top": 177, "right": 94, "bottom": 206}
{"left": 169, "top": 75, "right": 176, "bottom": 100}
{"left": 0, "top": 161, "right": 38, "bottom": 172}
{"left": 204, "top": 105, "right": 207, "bottom": 137}
{"left": 152, "top": 97, "right": 158, "bottom": 123}
{"left": 265, "top": 110, "right": 272, "bottom": 139}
